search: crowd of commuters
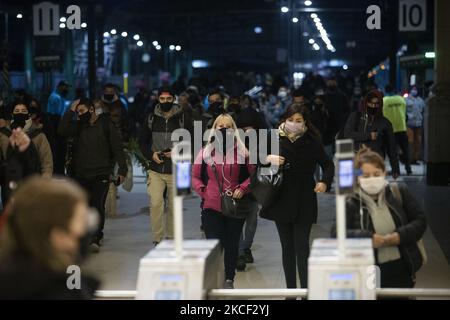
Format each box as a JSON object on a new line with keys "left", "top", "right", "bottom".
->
{"left": 0, "top": 71, "right": 428, "bottom": 297}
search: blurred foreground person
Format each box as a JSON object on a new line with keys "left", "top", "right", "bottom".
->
{"left": 0, "top": 177, "right": 100, "bottom": 299}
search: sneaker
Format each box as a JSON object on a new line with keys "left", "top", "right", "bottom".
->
{"left": 243, "top": 248, "right": 254, "bottom": 263}
{"left": 153, "top": 241, "right": 160, "bottom": 247}
{"left": 223, "top": 280, "right": 234, "bottom": 289}
{"left": 236, "top": 256, "right": 246, "bottom": 271}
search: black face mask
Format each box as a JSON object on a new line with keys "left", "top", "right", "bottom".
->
{"left": 209, "top": 102, "right": 223, "bottom": 115}
{"left": 228, "top": 103, "right": 241, "bottom": 113}
{"left": 11, "top": 113, "right": 29, "bottom": 129}
{"left": 160, "top": 102, "right": 173, "bottom": 112}
{"left": 78, "top": 111, "right": 91, "bottom": 124}
{"left": 367, "top": 107, "right": 378, "bottom": 116}
{"left": 215, "top": 128, "right": 235, "bottom": 154}
{"left": 103, "top": 94, "right": 115, "bottom": 102}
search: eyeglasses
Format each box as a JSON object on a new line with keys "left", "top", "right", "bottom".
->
{"left": 367, "top": 103, "right": 380, "bottom": 108}
{"left": 159, "top": 96, "right": 174, "bottom": 103}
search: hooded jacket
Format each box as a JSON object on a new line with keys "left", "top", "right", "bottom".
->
{"left": 343, "top": 90, "right": 400, "bottom": 175}
{"left": 139, "top": 103, "right": 193, "bottom": 174}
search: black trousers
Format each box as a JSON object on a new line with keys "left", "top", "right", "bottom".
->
{"left": 395, "top": 132, "right": 411, "bottom": 172}
{"left": 76, "top": 175, "right": 110, "bottom": 242}
{"left": 201, "top": 209, "right": 245, "bottom": 281}
{"left": 275, "top": 221, "right": 313, "bottom": 289}
{"left": 379, "top": 259, "right": 415, "bottom": 288}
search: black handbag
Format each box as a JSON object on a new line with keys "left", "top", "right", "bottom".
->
{"left": 249, "top": 165, "right": 283, "bottom": 207}
{"left": 211, "top": 163, "right": 254, "bottom": 219}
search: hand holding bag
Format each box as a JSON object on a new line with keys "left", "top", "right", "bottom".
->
{"left": 249, "top": 165, "right": 284, "bottom": 207}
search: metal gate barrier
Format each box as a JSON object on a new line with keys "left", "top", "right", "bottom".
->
{"left": 95, "top": 288, "right": 450, "bottom": 300}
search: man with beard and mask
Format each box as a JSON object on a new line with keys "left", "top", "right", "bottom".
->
{"left": 201, "top": 89, "right": 226, "bottom": 135}
{"left": 343, "top": 90, "right": 400, "bottom": 179}
{"left": 58, "top": 98, "right": 127, "bottom": 251}
{"left": 47, "top": 81, "right": 71, "bottom": 175}
{"left": 324, "top": 78, "right": 350, "bottom": 148}
{"left": 101, "top": 83, "right": 131, "bottom": 144}
{"left": 405, "top": 86, "right": 425, "bottom": 165}
{"left": 0, "top": 177, "right": 100, "bottom": 299}
{"left": 0, "top": 101, "right": 53, "bottom": 204}
{"left": 139, "top": 87, "right": 193, "bottom": 246}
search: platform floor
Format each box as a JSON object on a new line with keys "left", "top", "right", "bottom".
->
{"left": 83, "top": 162, "right": 450, "bottom": 295}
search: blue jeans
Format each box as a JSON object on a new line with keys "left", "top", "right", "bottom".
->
{"left": 239, "top": 201, "right": 259, "bottom": 255}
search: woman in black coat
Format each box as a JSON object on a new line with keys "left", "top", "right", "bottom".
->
{"left": 260, "top": 104, "right": 335, "bottom": 289}
{"left": 332, "top": 148, "right": 426, "bottom": 288}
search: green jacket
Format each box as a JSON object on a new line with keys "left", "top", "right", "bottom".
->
{"left": 383, "top": 95, "right": 407, "bottom": 133}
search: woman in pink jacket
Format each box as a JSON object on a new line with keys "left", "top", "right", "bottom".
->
{"left": 192, "top": 114, "right": 255, "bottom": 289}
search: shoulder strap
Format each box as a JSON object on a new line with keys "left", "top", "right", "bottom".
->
{"left": 147, "top": 113, "right": 155, "bottom": 131}
{"left": 390, "top": 182, "right": 403, "bottom": 207}
{"left": 211, "top": 163, "right": 224, "bottom": 196}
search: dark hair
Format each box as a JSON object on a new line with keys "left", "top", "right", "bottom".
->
{"left": 208, "top": 88, "right": 224, "bottom": 100}
{"left": 29, "top": 98, "right": 41, "bottom": 110}
{"left": 280, "top": 103, "right": 320, "bottom": 137}
{"left": 158, "top": 86, "right": 175, "bottom": 97}
{"left": 103, "top": 83, "right": 117, "bottom": 90}
{"left": 355, "top": 147, "right": 386, "bottom": 172}
{"left": 77, "top": 98, "right": 94, "bottom": 110}
{"left": 11, "top": 100, "right": 29, "bottom": 113}
{"left": 292, "top": 88, "right": 305, "bottom": 98}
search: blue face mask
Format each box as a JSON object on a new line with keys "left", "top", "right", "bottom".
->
{"left": 410, "top": 90, "right": 418, "bottom": 97}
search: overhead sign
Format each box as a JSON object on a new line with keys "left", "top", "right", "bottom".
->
{"left": 34, "top": 55, "right": 61, "bottom": 69}
{"left": 33, "top": 2, "right": 60, "bottom": 36}
{"left": 399, "top": 0, "right": 426, "bottom": 31}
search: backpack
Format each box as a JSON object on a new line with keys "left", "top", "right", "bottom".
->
{"left": 390, "top": 182, "right": 428, "bottom": 265}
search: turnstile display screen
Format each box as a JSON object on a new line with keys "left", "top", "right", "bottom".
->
{"left": 329, "top": 289, "right": 356, "bottom": 300}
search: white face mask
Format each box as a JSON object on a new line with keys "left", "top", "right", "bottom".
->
{"left": 359, "top": 176, "right": 387, "bottom": 195}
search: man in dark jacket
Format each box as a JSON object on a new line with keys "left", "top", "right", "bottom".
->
{"left": 201, "top": 89, "right": 226, "bottom": 133}
{"left": 101, "top": 83, "right": 131, "bottom": 143}
{"left": 325, "top": 78, "right": 350, "bottom": 147}
{"left": 139, "top": 87, "right": 193, "bottom": 246}
{"left": 343, "top": 90, "right": 400, "bottom": 179}
{"left": 58, "top": 98, "right": 127, "bottom": 250}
